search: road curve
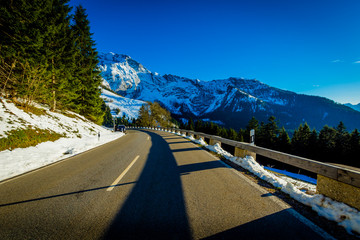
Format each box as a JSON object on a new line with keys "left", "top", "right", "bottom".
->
{"left": 0, "top": 129, "right": 333, "bottom": 239}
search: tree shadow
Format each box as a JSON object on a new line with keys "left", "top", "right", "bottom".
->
{"left": 103, "top": 131, "right": 328, "bottom": 240}
{"left": 168, "top": 141, "right": 192, "bottom": 144}
{"left": 178, "top": 161, "right": 225, "bottom": 175}
{"left": 0, "top": 182, "right": 136, "bottom": 208}
{"left": 202, "top": 209, "right": 327, "bottom": 240}
{"left": 171, "top": 148, "right": 202, "bottom": 153}
{"left": 103, "top": 131, "right": 193, "bottom": 239}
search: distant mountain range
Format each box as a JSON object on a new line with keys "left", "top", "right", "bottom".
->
{"left": 99, "top": 52, "right": 360, "bottom": 131}
{"left": 345, "top": 103, "right": 360, "bottom": 112}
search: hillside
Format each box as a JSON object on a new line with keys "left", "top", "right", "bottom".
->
{"left": 99, "top": 52, "right": 360, "bottom": 131}
{"left": 100, "top": 88, "right": 146, "bottom": 120}
{"left": 0, "top": 98, "right": 124, "bottom": 181}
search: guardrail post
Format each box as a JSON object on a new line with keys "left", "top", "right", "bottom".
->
{"left": 209, "top": 137, "right": 221, "bottom": 147}
{"left": 234, "top": 147, "right": 256, "bottom": 160}
{"left": 317, "top": 174, "right": 360, "bottom": 210}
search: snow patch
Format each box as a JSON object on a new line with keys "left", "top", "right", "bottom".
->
{"left": 0, "top": 98, "right": 124, "bottom": 182}
{"left": 101, "top": 88, "right": 146, "bottom": 119}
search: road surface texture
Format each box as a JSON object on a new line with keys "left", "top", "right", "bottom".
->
{"left": 0, "top": 129, "right": 334, "bottom": 239}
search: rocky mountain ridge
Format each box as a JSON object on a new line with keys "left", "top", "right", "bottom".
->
{"left": 99, "top": 52, "right": 360, "bottom": 131}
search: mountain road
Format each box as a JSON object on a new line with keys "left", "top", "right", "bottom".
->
{"left": 0, "top": 129, "right": 333, "bottom": 239}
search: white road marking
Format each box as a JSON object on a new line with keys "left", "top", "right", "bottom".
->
{"left": 107, "top": 155, "right": 139, "bottom": 192}
{"left": 0, "top": 136, "right": 127, "bottom": 185}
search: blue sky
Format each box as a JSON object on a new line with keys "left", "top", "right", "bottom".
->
{"left": 69, "top": 0, "right": 360, "bottom": 104}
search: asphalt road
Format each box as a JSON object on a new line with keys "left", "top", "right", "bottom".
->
{"left": 0, "top": 129, "right": 334, "bottom": 239}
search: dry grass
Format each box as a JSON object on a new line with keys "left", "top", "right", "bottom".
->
{"left": 0, "top": 128, "right": 65, "bottom": 151}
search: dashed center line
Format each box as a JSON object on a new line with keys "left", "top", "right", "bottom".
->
{"left": 107, "top": 155, "right": 139, "bottom": 192}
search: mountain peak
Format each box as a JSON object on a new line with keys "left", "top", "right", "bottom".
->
{"left": 99, "top": 52, "right": 360, "bottom": 131}
{"left": 345, "top": 103, "right": 360, "bottom": 112}
{"left": 98, "top": 52, "right": 131, "bottom": 63}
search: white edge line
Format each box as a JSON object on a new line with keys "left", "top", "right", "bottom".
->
{"left": 107, "top": 155, "right": 139, "bottom": 192}
{"left": 0, "top": 135, "right": 127, "bottom": 186}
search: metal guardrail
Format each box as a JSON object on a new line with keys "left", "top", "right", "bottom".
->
{"left": 128, "top": 126, "right": 360, "bottom": 188}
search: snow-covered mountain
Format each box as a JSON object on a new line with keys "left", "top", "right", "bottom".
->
{"left": 100, "top": 88, "right": 146, "bottom": 120}
{"left": 345, "top": 103, "right": 360, "bottom": 112}
{"left": 99, "top": 52, "right": 360, "bottom": 130}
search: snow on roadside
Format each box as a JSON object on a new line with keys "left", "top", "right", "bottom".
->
{"left": 0, "top": 99, "right": 124, "bottom": 182}
{"left": 168, "top": 129, "right": 360, "bottom": 235}
{"left": 264, "top": 166, "right": 317, "bottom": 184}
{"left": 0, "top": 131, "right": 123, "bottom": 181}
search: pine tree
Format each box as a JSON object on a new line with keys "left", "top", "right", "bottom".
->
{"left": 194, "top": 120, "right": 203, "bottom": 132}
{"left": 0, "top": 0, "right": 51, "bottom": 104}
{"left": 218, "top": 126, "right": 227, "bottom": 138}
{"left": 318, "top": 125, "right": 337, "bottom": 162}
{"left": 349, "top": 129, "right": 360, "bottom": 167}
{"left": 237, "top": 129, "right": 245, "bottom": 142}
{"left": 245, "top": 116, "right": 259, "bottom": 142}
{"left": 308, "top": 129, "right": 318, "bottom": 159}
{"left": 334, "top": 121, "right": 350, "bottom": 160}
{"left": 258, "top": 116, "right": 279, "bottom": 148}
{"left": 227, "top": 128, "right": 238, "bottom": 140}
{"left": 101, "top": 101, "right": 113, "bottom": 127}
{"left": 276, "top": 127, "right": 291, "bottom": 153}
{"left": 71, "top": 5, "right": 103, "bottom": 123}
{"left": 291, "top": 123, "right": 311, "bottom": 157}
{"left": 41, "top": 0, "right": 76, "bottom": 111}
{"left": 187, "top": 118, "right": 195, "bottom": 131}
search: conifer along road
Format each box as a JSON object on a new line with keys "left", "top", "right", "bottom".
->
{"left": 0, "top": 130, "right": 331, "bottom": 239}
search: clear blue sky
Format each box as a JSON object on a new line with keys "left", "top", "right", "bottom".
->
{"left": 69, "top": 0, "right": 360, "bottom": 104}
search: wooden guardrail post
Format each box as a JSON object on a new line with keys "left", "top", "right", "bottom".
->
{"left": 209, "top": 137, "right": 221, "bottom": 146}
{"left": 317, "top": 174, "right": 360, "bottom": 210}
{"left": 234, "top": 147, "right": 256, "bottom": 160}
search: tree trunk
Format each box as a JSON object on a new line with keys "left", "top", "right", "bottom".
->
{"left": 51, "top": 57, "right": 56, "bottom": 111}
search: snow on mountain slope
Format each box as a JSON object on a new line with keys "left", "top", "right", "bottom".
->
{"left": 0, "top": 98, "right": 124, "bottom": 181}
{"left": 98, "top": 52, "right": 149, "bottom": 96}
{"left": 99, "top": 52, "right": 360, "bottom": 130}
{"left": 98, "top": 53, "right": 259, "bottom": 118}
{"left": 100, "top": 88, "right": 146, "bottom": 119}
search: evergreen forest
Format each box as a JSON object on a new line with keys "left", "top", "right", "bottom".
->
{"left": 0, "top": 0, "right": 104, "bottom": 124}
{"left": 181, "top": 116, "right": 360, "bottom": 168}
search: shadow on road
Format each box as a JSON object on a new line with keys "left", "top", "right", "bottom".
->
{"left": 0, "top": 182, "right": 136, "bottom": 208}
{"left": 103, "top": 131, "right": 193, "bottom": 239}
{"left": 168, "top": 141, "right": 192, "bottom": 144}
{"left": 103, "top": 130, "right": 331, "bottom": 240}
{"left": 202, "top": 209, "right": 326, "bottom": 240}
{"left": 172, "top": 147, "right": 202, "bottom": 153}
{"left": 178, "top": 161, "right": 225, "bottom": 175}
